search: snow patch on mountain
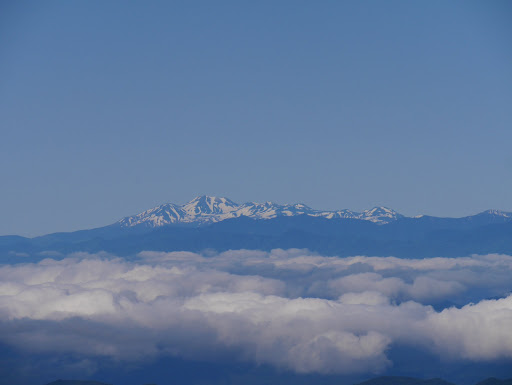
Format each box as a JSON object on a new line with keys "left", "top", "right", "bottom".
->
{"left": 118, "top": 196, "right": 512, "bottom": 229}
{"left": 481, "top": 209, "right": 512, "bottom": 218}
{"left": 118, "top": 196, "right": 405, "bottom": 228}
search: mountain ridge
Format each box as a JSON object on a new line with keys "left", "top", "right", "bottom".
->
{"left": 2, "top": 213, "right": 512, "bottom": 262}
{"left": 1, "top": 197, "right": 512, "bottom": 262}
{"left": 354, "top": 376, "right": 456, "bottom": 385}
{"left": 41, "top": 376, "right": 512, "bottom": 385}
{"left": 116, "top": 195, "right": 512, "bottom": 229}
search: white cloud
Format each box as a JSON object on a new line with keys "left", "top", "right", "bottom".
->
{"left": 426, "top": 296, "right": 512, "bottom": 360}
{"left": 0, "top": 251, "right": 511, "bottom": 375}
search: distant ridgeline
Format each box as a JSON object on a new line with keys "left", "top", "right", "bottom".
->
{"left": 43, "top": 376, "right": 512, "bottom": 385}
{"left": 45, "top": 381, "right": 113, "bottom": 385}
{"left": 355, "top": 377, "right": 512, "bottom": 385}
{"left": 2, "top": 196, "right": 512, "bottom": 261}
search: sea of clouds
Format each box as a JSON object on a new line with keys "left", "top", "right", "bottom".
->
{"left": 1, "top": 249, "right": 512, "bottom": 376}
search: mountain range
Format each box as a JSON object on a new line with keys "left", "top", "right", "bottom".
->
{"left": 42, "top": 376, "right": 512, "bottom": 385}
{"left": 2, "top": 196, "right": 512, "bottom": 261}
{"left": 117, "top": 196, "right": 407, "bottom": 227}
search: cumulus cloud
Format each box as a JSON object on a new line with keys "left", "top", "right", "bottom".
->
{"left": 426, "top": 296, "right": 512, "bottom": 360}
{"left": 0, "top": 251, "right": 511, "bottom": 375}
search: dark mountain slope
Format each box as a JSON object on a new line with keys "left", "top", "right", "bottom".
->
{"left": 44, "top": 381, "right": 113, "bottom": 385}
{"left": 1, "top": 214, "right": 511, "bottom": 261}
{"left": 475, "top": 378, "right": 512, "bottom": 385}
{"left": 355, "top": 377, "right": 456, "bottom": 385}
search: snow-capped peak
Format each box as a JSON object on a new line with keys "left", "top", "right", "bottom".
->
{"left": 481, "top": 209, "right": 512, "bottom": 218}
{"left": 182, "top": 196, "right": 238, "bottom": 216}
{"left": 117, "top": 203, "right": 184, "bottom": 228}
{"left": 359, "top": 206, "right": 403, "bottom": 223}
{"left": 117, "top": 197, "right": 406, "bottom": 228}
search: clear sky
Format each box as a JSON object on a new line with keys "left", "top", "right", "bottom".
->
{"left": 1, "top": 0, "right": 511, "bottom": 236}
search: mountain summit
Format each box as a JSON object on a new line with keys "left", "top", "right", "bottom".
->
{"left": 117, "top": 196, "right": 403, "bottom": 228}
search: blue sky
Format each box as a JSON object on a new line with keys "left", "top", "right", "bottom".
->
{"left": 1, "top": 1, "right": 512, "bottom": 236}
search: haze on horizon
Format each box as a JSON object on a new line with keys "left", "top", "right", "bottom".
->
{"left": 1, "top": 0, "right": 511, "bottom": 236}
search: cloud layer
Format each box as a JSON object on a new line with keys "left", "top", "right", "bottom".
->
{"left": 1, "top": 250, "right": 512, "bottom": 375}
